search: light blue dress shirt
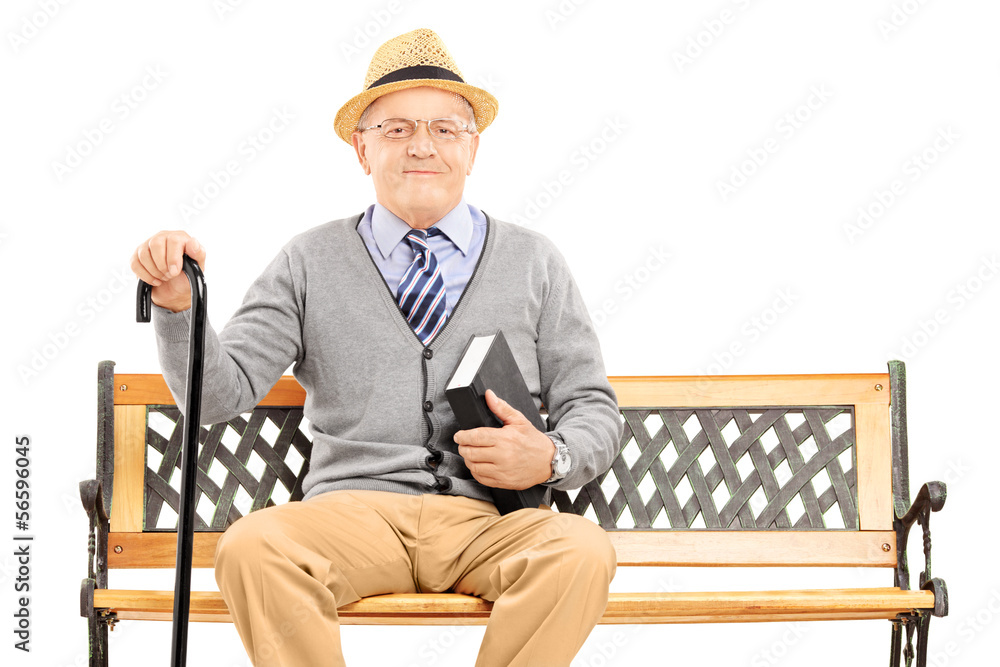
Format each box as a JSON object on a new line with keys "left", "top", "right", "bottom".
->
{"left": 356, "top": 198, "right": 488, "bottom": 319}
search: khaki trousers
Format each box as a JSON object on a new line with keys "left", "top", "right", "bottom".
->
{"left": 214, "top": 489, "right": 617, "bottom": 667}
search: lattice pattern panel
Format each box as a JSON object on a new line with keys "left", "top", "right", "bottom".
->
{"left": 143, "top": 405, "right": 856, "bottom": 532}
{"left": 550, "top": 407, "right": 857, "bottom": 530}
{"left": 144, "top": 407, "right": 313, "bottom": 531}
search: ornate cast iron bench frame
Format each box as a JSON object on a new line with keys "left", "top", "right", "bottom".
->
{"left": 80, "top": 359, "right": 947, "bottom": 666}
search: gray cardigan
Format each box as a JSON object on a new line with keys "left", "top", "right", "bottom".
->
{"left": 152, "top": 212, "right": 623, "bottom": 503}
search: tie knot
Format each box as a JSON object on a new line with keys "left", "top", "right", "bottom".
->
{"left": 408, "top": 227, "right": 443, "bottom": 237}
{"left": 405, "top": 227, "right": 442, "bottom": 249}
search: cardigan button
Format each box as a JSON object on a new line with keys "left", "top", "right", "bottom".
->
{"left": 423, "top": 400, "right": 433, "bottom": 412}
{"left": 423, "top": 348, "right": 433, "bottom": 359}
{"left": 425, "top": 450, "right": 443, "bottom": 468}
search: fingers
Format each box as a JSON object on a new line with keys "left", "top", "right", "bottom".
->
{"left": 457, "top": 443, "right": 476, "bottom": 462}
{"left": 162, "top": 234, "right": 184, "bottom": 279}
{"left": 186, "top": 236, "right": 206, "bottom": 270}
{"left": 130, "top": 243, "right": 162, "bottom": 286}
{"left": 454, "top": 427, "right": 497, "bottom": 448}
{"left": 484, "top": 389, "right": 527, "bottom": 426}
{"left": 129, "top": 231, "right": 207, "bottom": 312}
{"left": 458, "top": 443, "right": 497, "bottom": 471}
{"left": 162, "top": 234, "right": 206, "bottom": 277}
{"left": 147, "top": 232, "right": 180, "bottom": 280}
{"left": 131, "top": 231, "right": 206, "bottom": 284}
{"left": 460, "top": 445, "right": 520, "bottom": 489}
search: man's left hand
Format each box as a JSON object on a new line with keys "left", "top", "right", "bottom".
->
{"left": 454, "top": 389, "right": 555, "bottom": 490}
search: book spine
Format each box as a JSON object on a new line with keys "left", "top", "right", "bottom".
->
{"left": 470, "top": 377, "right": 501, "bottom": 428}
{"left": 446, "top": 386, "right": 482, "bottom": 431}
{"left": 447, "top": 384, "right": 501, "bottom": 429}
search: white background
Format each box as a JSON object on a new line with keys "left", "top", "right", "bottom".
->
{"left": 3, "top": 0, "right": 998, "bottom": 665}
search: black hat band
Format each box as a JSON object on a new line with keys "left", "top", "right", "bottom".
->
{"left": 369, "top": 65, "right": 465, "bottom": 89}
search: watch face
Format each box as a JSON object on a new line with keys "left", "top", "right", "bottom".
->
{"left": 555, "top": 446, "right": 571, "bottom": 475}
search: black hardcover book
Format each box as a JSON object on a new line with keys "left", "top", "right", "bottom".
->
{"left": 445, "top": 330, "right": 548, "bottom": 515}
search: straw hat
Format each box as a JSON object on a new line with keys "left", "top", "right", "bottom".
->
{"left": 333, "top": 28, "right": 498, "bottom": 144}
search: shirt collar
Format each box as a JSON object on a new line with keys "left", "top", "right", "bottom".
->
{"left": 372, "top": 199, "right": 473, "bottom": 259}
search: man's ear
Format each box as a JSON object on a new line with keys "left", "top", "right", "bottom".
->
{"left": 466, "top": 132, "right": 480, "bottom": 176}
{"left": 351, "top": 131, "right": 372, "bottom": 175}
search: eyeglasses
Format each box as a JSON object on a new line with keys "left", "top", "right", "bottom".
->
{"left": 361, "top": 118, "right": 473, "bottom": 141}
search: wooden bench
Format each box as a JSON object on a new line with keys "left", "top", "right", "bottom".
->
{"left": 80, "top": 359, "right": 948, "bottom": 666}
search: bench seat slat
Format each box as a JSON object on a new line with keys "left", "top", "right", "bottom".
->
{"left": 94, "top": 588, "right": 935, "bottom": 626}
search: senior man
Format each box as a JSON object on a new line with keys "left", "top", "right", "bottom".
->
{"left": 130, "top": 29, "right": 622, "bottom": 667}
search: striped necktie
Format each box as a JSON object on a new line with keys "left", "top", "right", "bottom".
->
{"left": 397, "top": 227, "right": 448, "bottom": 345}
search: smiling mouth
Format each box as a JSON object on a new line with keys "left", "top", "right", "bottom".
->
{"left": 404, "top": 171, "right": 440, "bottom": 174}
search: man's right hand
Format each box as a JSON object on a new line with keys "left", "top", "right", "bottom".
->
{"left": 130, "top": 231, "right": 207, "bottom": 313}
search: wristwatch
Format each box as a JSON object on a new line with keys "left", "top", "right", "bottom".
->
{"left": 545, "top": 436, "right": 571, "bottom": 484}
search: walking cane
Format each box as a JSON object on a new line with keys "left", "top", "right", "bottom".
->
{"left": 136, "top": 254, "right": 207, "bottom": 667}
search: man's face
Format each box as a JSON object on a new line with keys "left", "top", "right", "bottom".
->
{"left": 351, "top": 86, "right": 479, "bottom": 226}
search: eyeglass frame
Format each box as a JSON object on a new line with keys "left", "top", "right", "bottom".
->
{"left": 359, "top": 117, "right": 476, "bottom": 141}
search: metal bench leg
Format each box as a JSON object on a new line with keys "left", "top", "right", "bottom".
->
{"left": 889, "top": 618, "right": 903, "bottom": 666}
{"left": 91, "top": 618, "right": 109, "bottom": 667}
{"left": 903, "top": 616, "right": 917, "bottom": 667}
{"left": 82, "top": 587, "right": 108, "bottom": 667}
{"left": 80, "top": 480, "right": 110, "bottom": 667}
{"left": 914, "top": 612, "right": 931, "bottom": 667}
{"left": 889, "top": 614, "right": 921, "bottom": 667}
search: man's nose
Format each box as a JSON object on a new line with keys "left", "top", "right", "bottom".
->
{"left": 407, "top": 121, "right": 437, "bottom": 157}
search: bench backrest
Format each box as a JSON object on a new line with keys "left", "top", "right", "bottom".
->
{"left": 95, "top": 360, "right": 909, "bottom": 571}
